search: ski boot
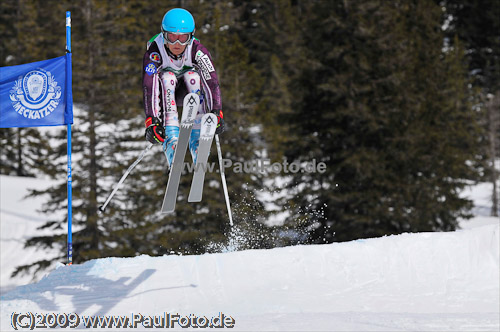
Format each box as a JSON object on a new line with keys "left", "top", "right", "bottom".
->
{"left": 163, "top": 126, "right": 179, "bottom": 168}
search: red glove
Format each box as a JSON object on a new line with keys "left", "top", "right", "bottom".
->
{"left": 145, "top": 117, "right": 165, "bottom": 144}
{"left": 211, "top": 110, "right": 225, "bottom": 134}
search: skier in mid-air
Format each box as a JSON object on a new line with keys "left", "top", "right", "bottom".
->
{"left": 142, "top": 8, "right": 224, "bottom": 166}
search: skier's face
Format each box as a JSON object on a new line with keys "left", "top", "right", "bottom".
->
{"left": 168, "top": 42, "right": 187, "bottom": 56}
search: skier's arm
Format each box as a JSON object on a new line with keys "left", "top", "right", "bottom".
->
{"left": 192, "top": 40, "right": 222, "bottom": 112}
{"left": 142, "top": 45, "right": 161, "bottom": 119}
{"left": 142, "top": 44, "right": 166, "bottom": 143}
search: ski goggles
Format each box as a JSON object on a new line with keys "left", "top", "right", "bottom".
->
{"left": 163, "top": 32, "right": 193, "bottom": 46}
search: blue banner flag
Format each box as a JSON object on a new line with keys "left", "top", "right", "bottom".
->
{"left": 0, "top": 54, "right": 73, "bottom": 128}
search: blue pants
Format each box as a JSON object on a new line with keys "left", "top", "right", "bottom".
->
{"left": 163, "top": 126, "right": 200, "bottom": 167}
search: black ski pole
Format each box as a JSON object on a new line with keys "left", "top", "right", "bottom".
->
{"left": 98, "top": 143, "right": 154, "bottom": 213}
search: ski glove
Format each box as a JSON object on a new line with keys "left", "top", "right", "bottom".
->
{"left": 211, "top": 109, "right": 225, "bottom": 135}
{"left": 145, "top": 117, "right": 165, "bottom": 144}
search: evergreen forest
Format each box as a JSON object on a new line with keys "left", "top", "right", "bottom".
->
{"left": 0, "top": 0, "right": 498, "bottom": 276}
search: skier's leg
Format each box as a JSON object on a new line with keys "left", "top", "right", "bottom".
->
{"left": 189, "top": 129, "right": 200, "bottom": 164}
{"left": 160, "top": 71, "right": 180, "bottom": 167}
{"left": 183, "top": 71, "right": 205, "bottom": 164}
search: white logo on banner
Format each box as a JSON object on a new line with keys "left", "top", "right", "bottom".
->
{"left": 9, "top": 68, "right": 62, "bottom": 120}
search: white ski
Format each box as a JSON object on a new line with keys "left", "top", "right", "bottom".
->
{"left": 188, "top": 113, "right": 217, "bottom": 202}
{"left": 161, "top": 93, "right": 199, "bottom": 213}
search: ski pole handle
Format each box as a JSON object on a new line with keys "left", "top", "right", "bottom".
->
{"left": 98, "top": 143, "right": 154, "bottom": 213}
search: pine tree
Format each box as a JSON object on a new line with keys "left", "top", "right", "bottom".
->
{"left": 441, "top": 0, "right": 500, "bottom": 216}
{"left": 225, "top": 0, "right": 311, "bottom": 243}
{"left": 282, "top": 0, "right": 481, "bottom": 243}
{"left": 12, "top": 0, "right": 169, "bottom": 276}
{"left": 116, "top": 0, "right": 270, "bottom": 254}
{"left": 15, "top": 0, "right": 273, "bottom": 275}
{"left": 236, "top": 0, "right": 305, "bottom": 161}
{"left": 0, "top": 0, "right": 58, "bottom": 177}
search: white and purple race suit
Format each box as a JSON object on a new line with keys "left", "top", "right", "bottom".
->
{"left": 142, "top": 33, "right": 222, "bottom": 130}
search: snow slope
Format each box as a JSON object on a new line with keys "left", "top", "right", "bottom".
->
{"left": 0, "top": 175, "right": 63, "bottom": 295}
{"left": 1, "top": 175, "right": 499, "bottom": 331}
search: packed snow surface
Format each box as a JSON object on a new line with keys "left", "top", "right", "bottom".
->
{"left": 1, "top": 175, "right": 499, "bottom": 331}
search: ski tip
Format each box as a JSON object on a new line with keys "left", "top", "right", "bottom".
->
{"left": 160, "top": 202, "right": 175, "bottom": 214}
{"left": 188, "top": 191, "right": 202, "bottom": 203}
{"left": 98, "top": 205, "right": 105, "bottom": 214}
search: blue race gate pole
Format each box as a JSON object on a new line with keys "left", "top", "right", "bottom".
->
{"left": 66, "top": 11, "right": 73, "bottom": 265}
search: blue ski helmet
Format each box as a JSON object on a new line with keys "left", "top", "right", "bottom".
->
{"left": 161, "top": 8, "right": 195, "bottom": 34}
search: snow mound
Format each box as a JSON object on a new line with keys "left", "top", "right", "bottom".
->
{"left": 0, "top": 175, "right": 63, "bottom": 295}
{"left": 1, "top": 224, "right": 499, "bottom": 331}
